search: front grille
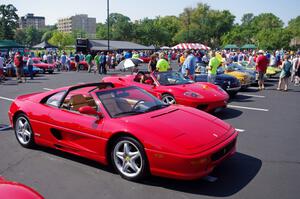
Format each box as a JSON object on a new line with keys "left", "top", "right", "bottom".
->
{"left": 211, "top": 139, "right": 236, "bottom": 162}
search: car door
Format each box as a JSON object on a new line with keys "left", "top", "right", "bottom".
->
{"left": 46, "top": 93, "right": 106, "bottom": 158}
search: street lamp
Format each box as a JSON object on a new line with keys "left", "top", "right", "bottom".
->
{"left": 107, "top": 0, "right": 110, "bottom": 51}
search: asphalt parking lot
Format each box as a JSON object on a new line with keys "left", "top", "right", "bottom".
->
{"left": 0, "top": 68, "right": 299, "bottom": 199}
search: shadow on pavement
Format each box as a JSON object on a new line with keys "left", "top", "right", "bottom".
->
{"left": 214, "top": 108, "right": 243, "bottom": 120}
{"left": 230, "top": 94, "right": 253, "bottom": 103}
{"left": 141, "top": 152, "right": 262, "bottom": 197}
{"left": 38, "top": 146, "right": 114, "bottom": 173}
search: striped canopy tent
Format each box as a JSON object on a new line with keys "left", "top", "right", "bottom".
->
{"left": 171, "top": 43, "right": 210, "bottom": 50}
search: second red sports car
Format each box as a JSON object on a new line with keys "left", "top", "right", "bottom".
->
{"left": 102, "top": 71, "right": 229, "bottom": 113}
{"left": 8, "top": 82, "right": 238, "bottom": 181}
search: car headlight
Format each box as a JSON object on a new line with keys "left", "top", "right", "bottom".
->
{"left": 184, "top": 91, "right": 203, "bottom": 98}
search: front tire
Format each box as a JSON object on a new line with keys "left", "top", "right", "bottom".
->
{"left": 161, "top": 94, "right": 176, "bottom": 105}
{"left": 14, "top": 114, "right": 35, "bottom": 148}
{"left": 111, "top": 136, "right": 148, "bottom": 181}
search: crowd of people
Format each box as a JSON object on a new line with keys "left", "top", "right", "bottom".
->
{"left": 0, "top": 48, "right": 300, "bottom": 91}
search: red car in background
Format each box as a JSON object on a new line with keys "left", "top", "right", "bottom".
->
{"left": 0, "top": 176, "right": 44, "bottom": 199}
{"left": 69, "top": 57, "right": 89, "bottom": 71}
{"left": 23, "top": 57, "right": 55, "bottom": 74}
{"left": 140, "top": 57, "right": 151, "bottom": 63}
{"left": 8, "top": 82, "right": 238, "bottom": 181}
{"left": 103, "top": 71, "right": 229, "bottom": 113}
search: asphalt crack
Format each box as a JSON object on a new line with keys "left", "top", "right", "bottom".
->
{"left": 0, "top": 151, "right": 39, "bottom": 175}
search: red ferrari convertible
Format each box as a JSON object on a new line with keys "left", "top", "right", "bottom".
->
{"left": 0, "top": 176, "right": 44, "bottom": 199}
{"left": 8, "top": 82, "right": 238, "bottom": 181}
{"left": 103, "top": 71, "right": 229, "bottom": 113}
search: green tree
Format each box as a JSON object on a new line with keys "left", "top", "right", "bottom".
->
{"left": 174, "top": 3, "right": 235, "bottom": 47}
{"left": 25, "top": 26, "right": 43, "bottom": 46}
{"left": 96, "top": 23, "right": 107, "bottom": 39}
{"left": 48, "top": 31, "right": 75, "bottom": 49}
{"left": 0, "top": 4, "right": 19, "bottom": 39}
{"left": 241, "top": 13, "right": 254, "bottom": 26}
{"left": 287, "top": 16, "right": 300, "bottom": 38}
{"left": 156, "top": 16, "right": 180, "bottom": 45}
{"left": 134, "top": 18, "right": 168, "bottom": 46}
{"left": 14, "top": 29, "right": 26, "bottom": 45}
{"left": 41, "top": 31, "right": 54, "bottom": 42}
{"left": 256, "top": 28, "right": 292, "bottom": 50}
{"left": 96, "top": 13, "right": 134, "bottom": 41}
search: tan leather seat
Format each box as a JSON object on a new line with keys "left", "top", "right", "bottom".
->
{"left": 69, "top": 94, "right": 89, "bottom": 111}
{"left": 100, "top": 94, "right": 132, "bottom": 117}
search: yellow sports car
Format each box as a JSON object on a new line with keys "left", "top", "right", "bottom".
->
{"left": 218, "top": 67, "right": 251, "bottom": 89}
{"left": 266, "top": 66, "right": 281, "bottom": 77}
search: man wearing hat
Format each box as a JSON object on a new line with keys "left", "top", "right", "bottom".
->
{"left": 256, "top": 50, "right": 269, "bottom": 90}
{"left": 181, "top": 50, "right": 196, "bottom": 80}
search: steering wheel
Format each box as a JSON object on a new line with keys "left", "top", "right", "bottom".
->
{"left": 132, "top": 100, "right": 145, "bottom": 111}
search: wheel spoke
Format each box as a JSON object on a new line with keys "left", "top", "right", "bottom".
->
{"left": 123, "top": 143, "right": 130, "bottom": 155}
{"left": 122, "top": 162, "right": 130, "bottom": 172}
{"left": 24, "top": 130, "right": 31, "bottom": 137}
{"left": 116, "top": 151, "right": 124, "bottom": 161}
{"left": 18, "top": 120, "right": 24, "bottom": 128}
{"left": 129, "top": 151, "right": 140, "bottom": 161}
{"left": 130, "top": 161, "right": 140, "bottom": 173}
{"left": 23, "top": 121, "right": 29, "bottom": 129}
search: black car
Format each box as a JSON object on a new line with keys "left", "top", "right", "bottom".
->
{"left": 194, "top": 72, "right": 241, "bottom": 97}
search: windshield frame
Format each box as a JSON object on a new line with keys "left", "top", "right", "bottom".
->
{"left": 153, "top": 71, "right": 192, "bottom": 86}
{"left": 95, "top": 86, "right": 167, "bottom": 118}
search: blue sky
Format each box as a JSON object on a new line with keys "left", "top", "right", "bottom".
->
{"left": 2, "top": 0, "right": 299, "bottom": 25}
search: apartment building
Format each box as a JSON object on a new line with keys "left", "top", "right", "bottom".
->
{"left": 19, "top": 13, "right": 45, "bottom": 29}
{"left": 57, "top": 14, "right": 96, "bottom": 38}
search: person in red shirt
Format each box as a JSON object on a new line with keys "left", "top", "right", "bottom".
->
{"left": 256, "top": 50, "right": 269, "bottom": 90}
{"left": 14, "top": 52, "right": 25, "bottom": 83}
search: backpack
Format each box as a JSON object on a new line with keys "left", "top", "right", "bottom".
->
{"left": 284, "top": 61, "right": 292, "bottom": 77}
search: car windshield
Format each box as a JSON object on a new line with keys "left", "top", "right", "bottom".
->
{"left": 96, "top": 86, "right": 168, "bottom": 118}
{"left": 154, "top": 71, "right": 192, "bottom": 86}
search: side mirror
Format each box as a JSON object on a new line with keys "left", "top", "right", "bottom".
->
{"left": 78, "top": 106, "right": 103, "bottom": 119}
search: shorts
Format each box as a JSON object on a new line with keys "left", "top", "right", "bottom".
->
{"left": 257, "top": 71, "right": 265, "bottom": 81}
{"left": 16, "top": 67, "right": 24, "bottom": 77}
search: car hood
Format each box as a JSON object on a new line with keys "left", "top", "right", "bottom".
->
{"left": 121, "top": 106, "right": 233, "bottom": 154}
{"left": 168, "top": 83, "right": 227, "bottom": 99}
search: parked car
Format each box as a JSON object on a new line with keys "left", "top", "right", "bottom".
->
{"left": 218, "top": 67, "right": 251, "bottom": 89}
{"left": 194, "top": 66, "right": 241, "bottom": 97}
{"left": 103, "top": 71, "right": 229, "bottom": 113}
{"left": 226, "top": 63, "right": 257, "bottom": 84}
{"left": 3, "top": 63, "right": 42, "bottom": 77}
{"left": 0, "top": 176, "right": 44, "bottom": 199}
{"left": 8, "top": 82, "right": 238, "bottom": 181}
{"left": 23, "top": 58, "right": 55, "bottom": 74}
{"left": 69, "top": 57, "right": 89, "bottom": 71}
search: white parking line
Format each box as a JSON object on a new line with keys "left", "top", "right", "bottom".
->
{"left": 43, "top": 88, "right": 53, "bottom": 91}
{"left": 238, "top": 93, "right": 265, "bottom": 98}
{"left": 228, "top": 105, "right": 269, "bottom": 112}
{"left": 0, "top": 96, "right": 14, "bottom": 102}
{"left": 236, "top": 128, "right": 246, "bottom": 132}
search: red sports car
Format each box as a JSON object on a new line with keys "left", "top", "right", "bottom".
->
{"left": 70, "top": 58, "right": 89, "bottom": 71}
{"left": 23, "top": 58, "right": 55, "bottom": 74}
{"left": 103, "top": 71, "right": 229, "bottom": 113}
{"left": 0, "top": 176, "right": 44, "bottom": 199}
{"left": 8, "top": 82, "right": 238, "bottom": 181}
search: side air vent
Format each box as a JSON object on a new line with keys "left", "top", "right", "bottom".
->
{"left": 50, "top": 128, "right": 63, "bottom": 140}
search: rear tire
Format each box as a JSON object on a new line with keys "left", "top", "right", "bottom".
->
{"left": 110, "top": 136, "right": 148, "bottom": 181}
{"left": 14, "top": 114, "right": 35, "bottom": 148}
